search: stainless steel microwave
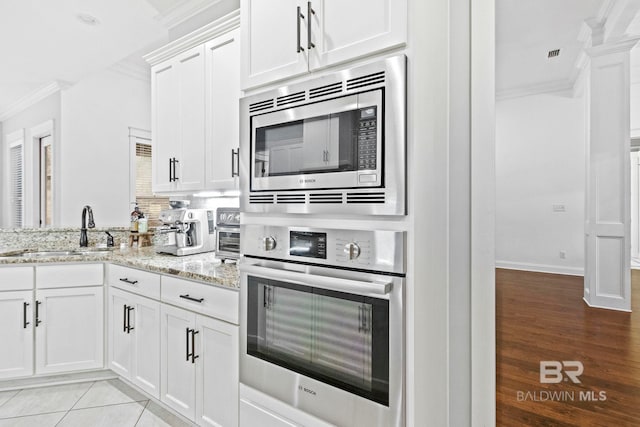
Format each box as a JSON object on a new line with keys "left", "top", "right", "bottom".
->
{"left": 240, "top": 55, "right": 406, "bottom": 216}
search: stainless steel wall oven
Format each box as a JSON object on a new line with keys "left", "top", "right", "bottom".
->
{"left": 240, "top": 225, "right": 405, "bottom": 426}
{"left": 240, "top": 55, "right": 406, "bottom": 216}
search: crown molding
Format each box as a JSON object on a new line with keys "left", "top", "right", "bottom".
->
{"left": 496, "top": 79, "right": 574, "bottom": 101}
{"left": 586, "top": 35, "right": 640, "bottom": 57}
{"left": 155, "top": 0, "right": 223, "bottom": 30}
{"left": 109, "top": 60, "right": 151, "bottom": 82}
{"left": 144, "top": 9, "right": 239, "bottom": 65}
{"left": 0, "top": 81, "right": 69, "bottom": 122}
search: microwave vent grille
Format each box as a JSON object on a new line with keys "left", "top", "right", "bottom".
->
{"left": 309, "top": 193, "right": 343, "bottom": 204}
{"left": 276, "top": 193, "right": 306, "bottom": 204}
{"left": 249, "top": 194, "right": 274, "bottom": 204}
{"left": 277, "top": 91, "right": 306, "bottom": 107}
{"left": 249, "top": 99, "right": 274, "bottom": 113}
{"left": 309, "top": 82, "right": 343, "bottom": 99}
{"left": 346, "top": 71, "right": 385, "bottom": 91}
{"left": 346, "top": 192, "right": 386, "bottom": 204}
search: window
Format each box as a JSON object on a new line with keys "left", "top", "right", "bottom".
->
{"left": 7, "top": 132, "right": 24, "bottom": 228}
{"left": 10, "top": 142, "right": 24, "bottom": 227}
{"left": 130, "top": 128, "right": 168, "bottom": 225}
{"left": 40, "top": 135, "right": 53, "bottom": 227}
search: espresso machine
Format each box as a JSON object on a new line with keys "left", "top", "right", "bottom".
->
{"left": 157, "top": 208, "right": 216, "bottom": 256}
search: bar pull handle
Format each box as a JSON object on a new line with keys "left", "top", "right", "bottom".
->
{"left": 169, "top": 158, "right": 173, "bottom": 182}
{"left": 172, "top": 158, "right": 180, "bottom": 181}
{"left": 119, "top": 278, "right": 138, "bottom": 285}
{"left": 179, "top": 294, "right": 204, "bottom": 303}
{"left": 307, "top": 2, "right": 315, "bottom": 50}
{"left": 297, "top": 6, "right": 304, "bottom": 53}
{"left": 23, "top": 302, "right": 30, "bottom": 329}
{"left": 123, "top": 304, "right": 128, "bottom": 332}
{"left": 191, "top": 329, "right": 200, "bottom": 363}
{"left": 127, "top": 306, "right": 135, "bottom": 333}
{"left": 35, "top": 300, "right": 42, "bottom": 327}
{"left": 231, "top": 148, "right": 240, "bottom": 177}
{"left": 186, "top": 327, "right": 191, "bottom": 361}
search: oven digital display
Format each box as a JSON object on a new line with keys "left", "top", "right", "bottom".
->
{"left": 289, "top": 231, "right": 327, "bottom": 259}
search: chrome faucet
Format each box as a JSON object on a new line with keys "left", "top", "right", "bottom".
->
{"left": 80, "top": 205, "right": 95, "bottom": 247}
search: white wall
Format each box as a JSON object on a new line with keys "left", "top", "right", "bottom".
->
{"left": 631, "top": 81, "right": 640, "bottom": 137}
{"left": 496, "top": 93, "right": 586, "bottom": 275}
{"left": 60, "top": 68, "right": 150, "bottom": 227}
{"left": 1, "top": 93, "right": 61, "bottom": 228}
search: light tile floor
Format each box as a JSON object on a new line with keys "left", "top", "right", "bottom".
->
{"left": 0, "top": 380, "right": 192, "bottom": 427}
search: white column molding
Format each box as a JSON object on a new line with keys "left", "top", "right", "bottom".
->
{"left": 584, "top": 36, "right": 640, "bottom": 311}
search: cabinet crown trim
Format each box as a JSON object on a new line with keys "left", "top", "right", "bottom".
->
{"left": 144, "top": 9, "right": 240, "bottom": 66}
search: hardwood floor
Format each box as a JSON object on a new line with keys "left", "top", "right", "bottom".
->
{"left": 496, "top": 268, "right": 640, "bottom": 426}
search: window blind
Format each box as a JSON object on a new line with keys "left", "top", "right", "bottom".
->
{"left": 9, "top": 143, "right": 24, "bottom": 228}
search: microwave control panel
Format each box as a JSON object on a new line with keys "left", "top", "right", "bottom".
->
{"left": 242, "top": 225, "right": 405, "bottom": 274}
{"left": 357, "top": 106, "right": 378, "bottom": 171}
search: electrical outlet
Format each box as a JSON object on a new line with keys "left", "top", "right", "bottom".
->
{"left": 559, "top": 250, "right": 567, "bottom": 259}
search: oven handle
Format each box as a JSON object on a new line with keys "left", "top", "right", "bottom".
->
{"left": 241, "top": 263, "right": 392, "bottom": 295}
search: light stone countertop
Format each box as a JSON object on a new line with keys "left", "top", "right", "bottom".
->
{"left": 0, "top": 246, "right": 239, "bottom": 289}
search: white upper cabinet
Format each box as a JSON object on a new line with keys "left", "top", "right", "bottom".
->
{"left": 152, "top": 61, "right": 180, "bottom": 193}
{"left": 151, "top": 45, "right": 206, "bottom": 193}
{"left": 308, "top": 0, "right": 407, "bottom": 70}
{"left": 241, "top": 0, "right": 309, "bottom": 89}
{"left": 241, "top": 0, "right": 407, "bottom": 89}
{"left": 205, "top": 28, "right": 242, "bottom": 191}
{"left": 176, "top": 46, "right": 207, "bottom": 191}
{"left": 146, "top": 11, "right": 241, "bottom": 194}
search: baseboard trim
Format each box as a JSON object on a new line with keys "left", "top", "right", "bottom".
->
{"left": 0, "top": 369, "right": 117, "bottom": 392}
{"left": 496, "top": 260, "right": 584, "bottom": 276}
{"left": 583, "top": 297, "right": 632, "bottom": 312}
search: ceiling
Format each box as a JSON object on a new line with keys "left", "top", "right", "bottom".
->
{"left": 0, "top": 0, "right": 638, "bottom": 117}
{"left": 0, "top": 0, "right": 224, "bottom": 117}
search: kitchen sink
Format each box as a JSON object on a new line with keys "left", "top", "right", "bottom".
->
{"left": 19, "top": 250, "right": 82, "bottom": 258}
{"left": 1, "top": 248, "right": 115, "bottom": 258}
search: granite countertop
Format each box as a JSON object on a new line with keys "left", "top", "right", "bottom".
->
{"left": 0, "top": 246, "right": 239, "bottom": 289}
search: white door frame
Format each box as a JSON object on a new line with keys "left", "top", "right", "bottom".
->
{"left": 30, "top": 120, "right": 54, "bottom": 228}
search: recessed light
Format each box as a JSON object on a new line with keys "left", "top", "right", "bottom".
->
{"left": 76, "top": 13, "right": 100, "bottom": 26}
{"left": 547, "top": 49, "right": 561, "bottom": 58}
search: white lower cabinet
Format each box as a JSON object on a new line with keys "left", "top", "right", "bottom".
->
{"left": 35, "top": 286, "right": 104, "bottom": 375}
{"left": 109, "top": 287, "right": 161, "bottom": 398}
{"left": 161, "top": 302, "right": 239, "bottom": 426}
{"left": 0, "top": 290, "right": 34, "bottom": 379}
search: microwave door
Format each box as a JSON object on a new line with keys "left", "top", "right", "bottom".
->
{"left": 250, "top": 92, "right": 381, "bottom": 192}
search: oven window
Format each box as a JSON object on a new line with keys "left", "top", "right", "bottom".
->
{"left": 254, "top": 106, "right": 377, "bottom": 178}
{"left": 246, "top": 275, "right": 389, "bottom": 406}
{"left": 218, "top": 231, "right": 240, "bottom": 253}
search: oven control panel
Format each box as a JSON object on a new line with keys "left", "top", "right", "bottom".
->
{"left": 241, "top": 225, "right": 405, "bottom": 274}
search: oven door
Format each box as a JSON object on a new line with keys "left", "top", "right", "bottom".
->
{"left": 240, "top": 258, "right": 403, "bottom": 427}
{"left": 216, "top": 228, "right": 240, "bottom": 258}
{"left": 250, "top": 90, "right": 382, "bottom": 192}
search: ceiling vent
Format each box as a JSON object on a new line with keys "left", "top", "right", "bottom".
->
{"left": 547, "top": 49, "right": 561, "bottom": 59}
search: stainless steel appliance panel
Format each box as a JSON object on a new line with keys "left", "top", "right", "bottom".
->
{"left": 240, "top": 55, "right": 406, "bottom": 216}
{"left": 239, "top": 226, "right": 405, "bottom": 426}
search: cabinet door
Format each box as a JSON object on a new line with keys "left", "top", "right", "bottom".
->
{"left": 108, "top": 288, "right": 133, "bottom": 379}
{"left": 152, "top": 58, "right": 180, "bottom": 193}
{"left": 176, "top": 45, "right": 206, "bottom": 191}
{"left": 161, "top": 304, "right": 197, "bottom": 420}
{"left": 35, "top": 287, "right": 104, "bottom": 375}
{"left": 196, "top": 315, "right": 239, "bottom": 427}
{"left": 130, "top": 293, "right": 161, "bottom": 399}
{"left": 206, "top": 29, "right": 241, "bottom": 191}
{"left": 240, "top": 0, "right": 309, "bottom": 89}
{"left": 308, "top": 0, "right": 407, "bottom": 70}
{"left": 0, "top": 291, "right": 33, "bottom": 379}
